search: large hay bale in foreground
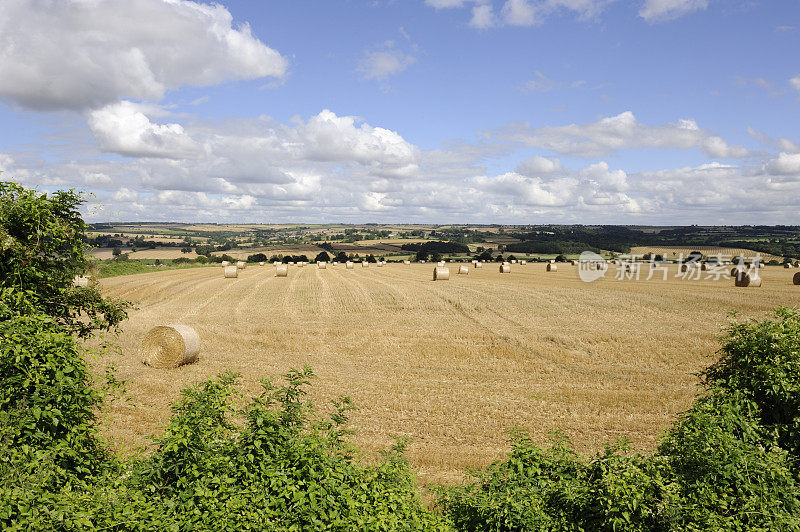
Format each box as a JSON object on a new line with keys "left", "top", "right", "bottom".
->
{"left": 276, "top": 264, "right": 288, "bottom": 277}
{"left": 499, "top": 263, "right": 510, "bottom": 273}
{"left": 458, "top": 265, "right": 468, "bottom": 275}
{"left": 546, "top": 263, "right": 557, "bottom": 272}
{"left": 433, "top": 266, "right": 450, "bottom": 280}
{"left": 794, "top": 272, "right": 800, "bottom": 285}
{"left": 346, "top": 261, "right": 354, "bottom": 269}
{"left": 224, "top": 265, "right": 238, "bottom": 278}
{"left": 735, "top": 272, "right": 762, "bottom": 287}
{"left": 221, "top": 261, "right": 230, "bottom": 267}
{"left": 318, "top": 261, "right": 327, "bottom": 269}
{"left": 141, "top": 325, "right": 200, "bottom": 369}
{"left": 236, "top": 261, "right": 246, "bottom": 270}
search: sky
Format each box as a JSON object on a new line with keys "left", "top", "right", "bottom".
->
{"left": 1, "top": 0, "right": 799, "bottom": 224}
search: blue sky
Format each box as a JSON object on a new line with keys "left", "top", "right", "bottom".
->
{"left": 1, "top": 0, "right": 799, "bottom": 224}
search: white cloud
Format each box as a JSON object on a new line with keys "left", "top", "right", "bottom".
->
{"left": 357, "top": 45, "right": 416, "bottom": 81}
{"left": 0, "top": 153, "right": 13, "bottom": 172}
{"left": 639, "top": 0, "right": 708, "bottom": 22}
{"left": 791, "top": 76, "right": 800, "bottom": 92}
{"left": 113, "top": 187, "right": 139, "bottom": 202}
{"left": 516, "top": 155, "right": 563, "bottom": 175}
{"left": 522, "top": 71, "right": 586, "bottom": 92}
{"left": 502, "top": 0, "right": 539, "bottom": 26}
{"left": 428, "top": 0, "right": 617, "bottom": 28}
{"left": 766, "top": 152, "right": 800, "bottom": 176}
{"left": 0, "top": 0, "right": 288, "bottom": 111}
{"left": 496, "top": 111, "right": 750, "bottom": 158}
{"left": 470, "top": 4, "right": 499, "bottom": 28}
{"left": 88, "top": 101, "right": 199, "bottom": 158}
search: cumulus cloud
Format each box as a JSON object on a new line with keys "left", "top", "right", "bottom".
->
{"left": 502, "top": 0, "right": 539, "bottom": 25}
{"left": 357, "top": 44, "right": 416, "bottom": 81}
{"left": 766, "top": 152, "right": 800, "bottom": 175}
{"left": 496, "top": 111, "right": 750, "bottom": 158}
{"left": 748, "top": 127, "right": 800, "bottom": 154}
{"left": 639, "top": 0, "right": 708, "bottom": 22}
{"left": 0, "top": 0, "right": 288, "bottom": 111}
{"left": 791, "top": 76, "right": 800, "bottom": 92}
{"left": 88, "top": 101, "right": 200, "bottom": 158}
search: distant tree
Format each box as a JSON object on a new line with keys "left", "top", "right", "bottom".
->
{"left": 366, "top": 254, "right": 377, "bottom": 263}
{"left": 180, "top": 246, "right": 192, "bottom": 254}
{"left": 112, "top": 246, "right": 122, "bottom": 257}
{"left": 247, "top": 253, "right": 267, "bottom": 263}
{"left": 415, "top": 250, "right": 428, "bottom": 262}
{"left": 555, "top": 254, "right": 567, "bottom": 262}
{"left": 335, "top": 251, "right": 349, "bottom": 262}
{"left": 431, "top": 252, "right": 442, "bottom": 263}
{"left": 315, "top": 251, "right": 331, "bottom": 262}
{"left": 507, "top": 254, "right": 517, "bottom": 262}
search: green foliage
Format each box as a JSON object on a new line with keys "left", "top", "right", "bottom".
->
{"left": 0, "top": 181, "right": 128, "bottom": 337}
{"left": 315, "top": 251, "right": 331, "bottom": 262}
{"left": 703, "top": 307, "right": 800, "bottom": 459}
{"left": 402, "top": 240, "right": 470, "bottom": 255}
{"left": 248, "top": 252, "right": 268, "bottom": 262}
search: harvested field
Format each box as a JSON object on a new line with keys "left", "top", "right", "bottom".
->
{"left": 631, "top": 245, "right": 784, "bottom": 262}
{"left": 93, "top": 263, "right": 799, "bottom": 485}
{"left": 90, "top": 248, "right": 199, "bottom": 260}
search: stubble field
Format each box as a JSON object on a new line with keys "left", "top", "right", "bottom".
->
{"left": 93, "top": 262, "right": 799, "bottom": 485}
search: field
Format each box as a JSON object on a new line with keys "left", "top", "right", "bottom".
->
{"left": 93, "top": 263, "right": 799, "bottom": 485}
{"left": 630, "top": 245, "right": 784, "bottom": 262}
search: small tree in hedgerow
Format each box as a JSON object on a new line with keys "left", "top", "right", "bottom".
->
{"left": 315, "top": 250, "right": 331, "bottom": 262}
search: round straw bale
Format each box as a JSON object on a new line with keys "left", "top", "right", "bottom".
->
{"left": 224, "top": 265, "right": 238, "bottom": 278}
{"left": 346, "top": 261, "right": 354, "bottom": 269}
{"left": 403, "top": 260, "right": 410, "bottom": 265}
{"left": 276, "top": 264, "right": 288, "bottom": 277}
{"left": 784, "top": 263, "right": 792, "bottom": 268}
{"left": 520, "top": 260, "right": 527, "bottom": 265}
{"left": 458, "top": 265, "right": 469, "bottom": 275}
{"left": 510, "top": 259, "right": 517, "bottom": 264}
{"left": 236, "top": 261, "right": 246, "bottom": 269}
{"left": 546, "top": 263, "right": 557, "bottom": 272}
{"left": 794, "top": 272, "right": 800, "bottom": 285}
{"left": 362, "top": 262, "right": 369, "bottom": 268}
{"left": 735, "top": 272, "right": 761, "bottom": 287}
{"left": 433, "top": 266, "right": 450, "bottom": 280}
{"left": 259, "top": 262, "right": 265, "bottom": 266}
{"left": 730, "top": 267, "right": 741, "bottom": 277}
{"left": 221, "top": 261, "right": 230, "bottom": 267}
{"left": 437, "top": 261, "right": 446, "bottom": 267}
{"left": 377, "top": 262, "right": 384, "bottom": 267}
{"left": 499, "top": 263, "right": 510, "bottom": 273}
{"left": 141, "top": 325, "right": 200, "bottom": 369}
{"left": 475, "top": 262, "right": 483, "bottom": 268}
{"left": 318, "top": 261, "right": 327, "bottom": 269}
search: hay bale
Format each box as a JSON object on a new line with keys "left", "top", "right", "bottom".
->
{"left": 730, "top": 267, "right": 741, "bottom": 278}
{"left": 546, "top": 263, "right": 557, "bottom": 272}
{"left": 224, "top": 265, "right": 238, "bottom": 278}
{"left": 571, "top": 261, "right": 576, "bottom": 265}
{"left": 735, "top": 272, "right": 762, "bottom": 287}
{"left": 433, "top": 266, "right": 450, "bottom": 280}
{"left": 794, "top": 272, "right": 800, "bottom": 285}
{"left": 259, "top": 262, "right": 265, "bottom": 266}
{"left": 236, "top": 261, "right": 246, "bottom": 270}
{"left": 437, "top": 261, "right": 446, "bottom": 267}
{"left": 403, "top": 260, "right": 410, "bottom": 265}
{"left": 520, "top": 260, "right": 527, "bottom": 265}
{"left": 499, "top": 263, "right": 510, "bottom": 273}
{"left": 475, "top": 262, "right": 483, "bottom": 268}
{"left": 510, "top": 259, "right": 517, "bottom": 264}
{"left": 362, "top": 262, "right": 369, "bottom": 268}
{"left": 458, "top": 265, "right": 469, "bottom": 275}
{"left": 276, "top": 264, "right": 288, "bottom": 277}
{"left": 377, "top": 262, "right": 384, "bottom": 267}
{"left": 141, "top": 325, "right": 200, "bottom": 369}
{"left": 785, "top": 263, "right": 792, "bottom": 268}
{"left": 346, "top": 261, "right": 354, "bottom": 269}
{"left": 318, "top": 261, "right": 327, "bottom": 269}
{"left": 221, "top": 261, "right": 230, "bottom": 267}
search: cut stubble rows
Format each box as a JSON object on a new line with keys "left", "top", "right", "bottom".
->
{"left": 94, "top": 263, "right": 798, "bottom": 484}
